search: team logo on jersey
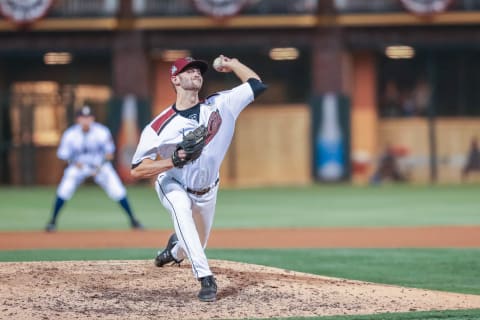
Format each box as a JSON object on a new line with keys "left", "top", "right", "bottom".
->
{"left": 0, "top": 0, "right": 53, "bottom": 25}
{"left": 205, "top": 110, "right": 222, "bottom": 145}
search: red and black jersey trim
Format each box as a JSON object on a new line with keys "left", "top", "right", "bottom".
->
{"left": 150, "top": 107, "right": 177, "bottom": 135}
{"left": 205, "top": 93, "right": 220, "bottom": 101}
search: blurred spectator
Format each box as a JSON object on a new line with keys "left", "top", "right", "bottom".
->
{"left": 413, "top": 76, "right": 431, "bottom": 116}
{"left": 400, "top": 90, "right": 416, "bottom": 117}
{"left": 462, "top": 137, "right": 480, "bottom": 181}
{"left": 381, "top": 77, "right": 431, "bottom": 118}
{"left": 370, "top": 145, "right": 407, "bottom": 185}
{"left": 381, "top": 80, "right": 401, "bottom": 117}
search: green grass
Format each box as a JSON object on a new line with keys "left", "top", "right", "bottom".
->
{"left": 1, "top": 248, "right": 479, "bottom": 295}
{"left": 253, "top": 309, "right": 480, "bottom": 320}
{"left": 1, "top": 184, "right": 480, "bottom": 231}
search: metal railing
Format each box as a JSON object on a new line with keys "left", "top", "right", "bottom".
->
{"left": 2, "top": 0, "right": 479, "bottom": 21}
{"left": 132, "top": 0, "right": 319, "bottom": 17}
{"left": 334, "top": 0, "right": 399, "bottom": 13}
{"left": 48, "top": 0, "right": 119, "bottom": 17}
{"left": 132, "top": 0, "right": 197, "bottom": 16}
{"left": 0, "top": 0, "right": 317, "bottom": 19}
{"left": 334, "top": 0, "right": 480, "bottom": 13}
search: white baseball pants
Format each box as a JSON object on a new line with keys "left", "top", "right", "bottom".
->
{"left": 155, "top": 174, "right": 218, "bottom": 279}
{"left": 56, "top": 162, "right": 127, "bottom": 201}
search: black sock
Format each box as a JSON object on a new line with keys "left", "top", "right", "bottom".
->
{"left": 118, "top": 197, "right": 136, "bottom": 223}
{"left": 49, "top": 197, "right": 65, "bottom": 225}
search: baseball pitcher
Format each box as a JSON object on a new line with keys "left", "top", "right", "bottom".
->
{"left": 131, "top": 55, "right": 267, "bottom": 302}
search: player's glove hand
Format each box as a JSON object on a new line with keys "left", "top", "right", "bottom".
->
{"left": 172, "top": 125, "right": 208, "bottom": 168}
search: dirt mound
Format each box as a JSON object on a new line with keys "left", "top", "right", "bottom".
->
{"left": 1, "top": 259, "right": 480, "bottom": 320}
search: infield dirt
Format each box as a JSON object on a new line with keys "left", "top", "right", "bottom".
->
{"left": 1, "top": 226, "right": 480, "bottom": 250}
{"left": 2, "top": 259, "right": 480, "bottom": 320}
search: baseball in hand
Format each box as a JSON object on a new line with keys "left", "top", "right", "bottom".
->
{"left": 213, "top": 57, "right": 223, "bottom": 71}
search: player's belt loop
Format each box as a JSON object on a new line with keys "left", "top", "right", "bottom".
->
{"left": 186, "top": 178, "right": 219, "bottom": 196}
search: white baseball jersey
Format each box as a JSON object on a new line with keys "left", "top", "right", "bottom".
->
{"left": 132, "top": 81, "right": 254, "bottom": 190}
{"left": 132, "top": 81, "right": 255, "bottom": 279}
{"left": 58, "top": 122, "right": 115, "bottom": 168}
{"left": 56, "top": 122, "right": 126, "bottom": 201}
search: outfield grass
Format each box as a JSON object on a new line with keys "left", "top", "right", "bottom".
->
{"left": 254, "top": 309, "right": 480, "bottom": 320}
{"left": 1, "top": 184, "right": 479, "bottom": 230}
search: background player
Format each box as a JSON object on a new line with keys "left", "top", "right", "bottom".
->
{"left": 45, "top": 106, "right": 144, "bottom": 232}
{"left": 130, "top": 55, "right": 266, "bottom": 302}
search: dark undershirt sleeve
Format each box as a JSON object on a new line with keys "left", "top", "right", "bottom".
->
{"left": 247, "top": 78, "right": 268, "bottom": 98}
{"left": 131, "top": 162, "right": 141, "bottom": 169}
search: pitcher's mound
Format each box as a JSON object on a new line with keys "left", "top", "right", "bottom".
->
{"left": 1, "top": 259, "right": 479, "bottom": 319}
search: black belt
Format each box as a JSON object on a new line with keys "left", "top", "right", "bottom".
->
{"left": 186, "top": 178, "right": 219, "bottom": 196}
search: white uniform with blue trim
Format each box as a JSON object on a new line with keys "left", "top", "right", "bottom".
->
{"left": 132, "top": 81, "right": 254, "bottom": 279}
{"left": 56, "top": 122, "right": 126, "bottom": 201}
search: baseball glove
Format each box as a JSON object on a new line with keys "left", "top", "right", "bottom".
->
{"left": 172, "top": 125, "right": 208, "bottom": 168}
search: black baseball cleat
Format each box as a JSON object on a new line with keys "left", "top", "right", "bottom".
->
{"left": 198, "top": 275, "right": 217, "bottom": 302}
{"left": 154, "top": 233, "right": 183, "bottom": 267}
{"left": 131, "top": 220, "right": 145, "bottom": 230}
{"left": 45, "top": 223, "right": 56, "bottom": 232}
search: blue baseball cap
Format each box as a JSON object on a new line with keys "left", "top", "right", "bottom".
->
{"left": 75, "top": 105, "right": 93, "bottom": 117}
